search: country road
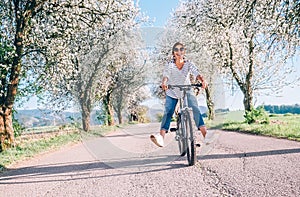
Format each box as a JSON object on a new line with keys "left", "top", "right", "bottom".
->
{"left": 0, "top": 122, "right": 299, "bottom": 197}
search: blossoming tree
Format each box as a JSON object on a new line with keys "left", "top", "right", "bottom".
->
{"left": 173, "top": 0, "right": 299, "bottom": 112}
{"left": 0, "top": 0, "right": 142, "bottom": 150}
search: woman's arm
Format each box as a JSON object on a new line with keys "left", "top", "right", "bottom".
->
{"left": 161, "top": 76, "right": 168, "bottom": 90}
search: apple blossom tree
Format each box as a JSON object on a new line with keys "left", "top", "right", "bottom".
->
{"left": 0, "top": 0, "right": 142, "bottom": 150}
{"left": 90, "top": 30, "right": 147, "bottom": 127}
{"left": 38, "top": 2, "right": 144, "bottom": 131}
{"left": 174, "top": 0, "right": 299, "bottom": 112}
{"left": 111, "top": 47, "right": 149, "bottom": 125}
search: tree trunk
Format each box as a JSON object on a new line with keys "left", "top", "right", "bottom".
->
{"left": 107, "top": 102, "right": 115, "bottom": 126}
{"left": 243, "top": 85, "right": 253, "bottom": 111}
{"left": 117, "top": 110, "right": 123, "bottom": 124}
{"left": 205, "top": 88, "right": 215, "bottom": 120}
{"left": 103, "top": 90, "right": 115, "bottom": 126}
{"left": 0, "top": 107, "right": 15, "bottom": 151}
{"left": 0, "top": 3, "right": 34, "bottom": 150}
{"left": 114, "top": 98, "right": 123, "bottom": 124}
{"left": 81, "top": 108, "right": 91, "bottom": 131}
{"left": 226, "top": 38, "right": 254, "bottom": 112}
{"left": 79, "top": 92, "right": 92, "bottom": 131}
{"left": 0, "top": 11, "right": 25, "bottom": 151}
{"left": 244, "top": 38, "right": 254, "bottom": 112}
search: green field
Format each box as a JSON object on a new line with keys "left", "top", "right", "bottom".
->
{"left": 207, "top": 111, "right": 300, "bottom": 141}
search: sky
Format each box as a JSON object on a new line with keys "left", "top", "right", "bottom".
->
{"left": 137, "top": 0, "right": 180, "bottom": 27}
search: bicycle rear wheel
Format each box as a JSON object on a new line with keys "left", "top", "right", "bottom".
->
{"left": 183, "top": 109, "right": 196, "bottom": 166}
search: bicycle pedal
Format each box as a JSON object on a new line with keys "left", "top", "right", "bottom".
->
{"left": 170, "top": 128, "right": 177, "bottom": 132}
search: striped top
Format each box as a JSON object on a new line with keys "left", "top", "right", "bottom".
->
{"left": 163, "top": 60, "right": 200, "bottom": 99}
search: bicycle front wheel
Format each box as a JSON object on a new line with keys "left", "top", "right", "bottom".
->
{"left": 177, "top": 114, "right": 187, "bottom": 156}
{"left": 183, "top": 109, "right": 196, "bottom": 166}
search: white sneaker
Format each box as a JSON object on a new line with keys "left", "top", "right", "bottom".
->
{"left": 204, "top": 131, "right": 215, "bottom": 144}
{"left": 150, "top": 134, "right": 164, "bottom": 147}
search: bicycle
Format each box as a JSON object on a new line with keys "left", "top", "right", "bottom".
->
{"left": 167, "top": 84, "right": 202, "bottom": 166}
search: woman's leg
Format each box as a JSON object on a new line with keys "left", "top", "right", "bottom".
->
{"left": 187, "top": 92, "right": 207, "bottom": 138}
{"left": 160, "top": 95, "right": 178, "bottom": 137}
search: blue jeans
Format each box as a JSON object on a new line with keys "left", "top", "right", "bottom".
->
{"left": 160, "top": 93, "right": 205, "bottom": 131}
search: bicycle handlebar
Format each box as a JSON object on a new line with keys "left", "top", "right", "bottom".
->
{"left": 160, "top": 84, "right": 202, "bottom": 89}
{"left": 167, "top": 84, "right": 202, "bottom": 89}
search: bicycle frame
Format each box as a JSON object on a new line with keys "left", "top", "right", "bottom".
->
{"left": 168, "top": 84, "right": 201, "bottom": 166}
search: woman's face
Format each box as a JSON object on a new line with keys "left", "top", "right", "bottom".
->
{"left": 173, "top": 45, "right": 185, "bottom": 59}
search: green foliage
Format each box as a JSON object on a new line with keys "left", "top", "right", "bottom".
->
{"left": 171, "top": 115, "right": 176, "bottom": 122}
{"left": 156, "top": 113, "right": 163, "bottom": 122}
{"left": 13, "top": 118, "right": 24, "bottom": 137}
{"left": 0, "top": 39, "right": 14, "bottom": 66}
{"left": 156, "top": 113, "right": 176, "bottom": 123}
{"left": 96, "top": 110, "right": 108, "bottom": 125}
{"left": 136, "top": 106, "right": 150, "bottom": 123}
{"left": 12, "top": 110, "right": 25, "bottom": 137}
{"left": 261, "top": 104, "right": 300, "bottom": 114}
{"left": 67, "top": 116, "right": 81, "bottom": 129}
{"left": 244, "top": 107, "right": 270, "bottom": 124}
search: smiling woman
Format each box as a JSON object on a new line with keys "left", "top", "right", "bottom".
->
{"left": 150, "top": 42, "right": 208, "bottom": 148}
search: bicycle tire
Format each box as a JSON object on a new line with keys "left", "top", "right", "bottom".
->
{"left": 176, "top": 113, "right": 187, "bottom": 156}
{"left": 183, "top": 109, "right": 196, "bottom": 166}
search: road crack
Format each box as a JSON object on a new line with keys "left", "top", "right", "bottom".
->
{"left": 198, "top": 163, "right": 242, "bottom": 197}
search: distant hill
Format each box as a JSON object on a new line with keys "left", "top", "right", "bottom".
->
{"left": 15, "top": 109, "right": 101, "bottom": 128}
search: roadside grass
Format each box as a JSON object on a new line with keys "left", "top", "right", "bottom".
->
{"left": 0, "top": 131, "right": 81, "bottom": 172}
{"left": 206, "top": 111, "right": 300, "bottom": 141}
{"left": 23, "top": 126, "right": 61, "bottom": 134}
{"left": 0, "top": 124, "right": 124, "bottom": 173}
{"left": 80, "top": 124, "right": 125, "bottom": 140}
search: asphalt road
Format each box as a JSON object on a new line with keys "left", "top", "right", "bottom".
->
{"left": 0, "top": 122, "right": 299, "bottom": 197}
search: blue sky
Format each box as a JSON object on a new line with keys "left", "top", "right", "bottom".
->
{"left": 137, "top": 0, "right": 179, "bottom": 27}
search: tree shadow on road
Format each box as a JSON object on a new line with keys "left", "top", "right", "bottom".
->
{"left": 0, "top": 155, "right": 187, "bottom": 185}
{"left": 198, "top": 148, "right": 300, "bottom": 160}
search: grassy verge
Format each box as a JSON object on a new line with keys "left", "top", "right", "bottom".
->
{"left": 0, "top": 131, "right": 81, "bottom": 172}
{"left": 0, "top": 124, "right": 124, "bottom": 173}
{"left": 206, "top": 112, "right": 300, "bottom": 141}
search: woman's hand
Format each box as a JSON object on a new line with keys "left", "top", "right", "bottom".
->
{"left": 161, "top": 83, "right": 168, "bottom": 91}
{"left": 201, "top": 80, "right": 208, "bottom": 89}
{"left": 196, "top": 75, "right": 208, "bottom": 89}
{"left": 161, "top": 77, "right": 168, "bottom": 91}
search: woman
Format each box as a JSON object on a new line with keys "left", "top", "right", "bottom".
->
{"left": 150, "top": 42, "right": 208, "bottom": 147}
